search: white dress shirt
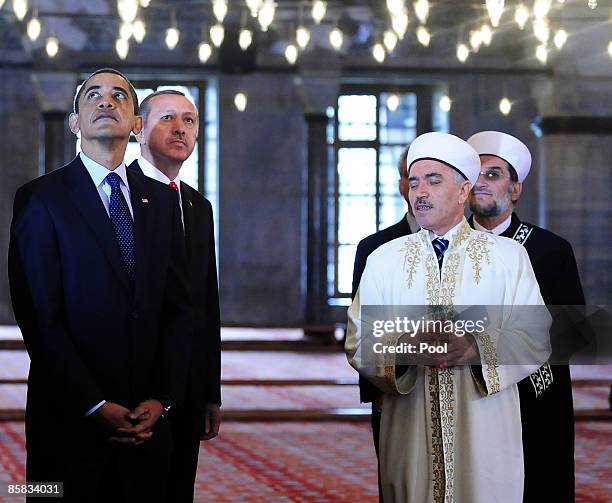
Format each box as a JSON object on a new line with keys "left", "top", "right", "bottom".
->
{"left": 137, "top": 156, "right": 183, "bottom": 225}
{"left": 80, "top": 151, "right": 133, "bottom": 218}
{"left": 473, "top": 213, "right": 512, "bottom": 236}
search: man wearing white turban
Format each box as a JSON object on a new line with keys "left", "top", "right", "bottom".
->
{"left": 468, "top": 130, "right": 584, "bottom": 502}
{"left": 345, "top": 132, "right": 551, "bottom": 503}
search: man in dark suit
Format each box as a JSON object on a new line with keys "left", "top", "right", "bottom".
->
{"left": 350, "top": 148, "right": 417, "bottom": 501}
{"left": 467, "top": 131, "right": 584, "bottom": 503}
{"left": 8, "top": 69, "right": 192, "bottom": 502}
{"left": 128, "top": 89, "right": 221, "bottom": 503}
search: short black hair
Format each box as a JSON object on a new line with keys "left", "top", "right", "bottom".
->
{"left": 73, "top": 68, "right": 139, "bottom": 116}
{"left": 139, "top": 89, "right": 190, "bottom": 121}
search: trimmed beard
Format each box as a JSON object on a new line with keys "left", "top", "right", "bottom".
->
{"left": 469, "top": 187, "right": 513, "bottom": 218}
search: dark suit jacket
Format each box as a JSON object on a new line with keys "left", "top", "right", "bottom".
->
{"left": 351, "top": 215, "right": 414, "bottom": 403}
{"left": 9, "top": 156, "right": 193, "bottom": 454}
{"left": 129, "top": 160, "right": 221, "bottom": 437}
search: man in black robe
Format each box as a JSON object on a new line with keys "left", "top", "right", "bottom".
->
{"left": 467, "top": 130, "right": 584, "bottom": 503}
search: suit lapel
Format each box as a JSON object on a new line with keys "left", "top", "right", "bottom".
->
{"left": 180, "top": 183, "right": 194, "bottom": 261}
{"left": 127, "top": 168, "right": 154, "bottom": 303}
{"left": 64, "top": 157, "right": 131, "bottom": 293}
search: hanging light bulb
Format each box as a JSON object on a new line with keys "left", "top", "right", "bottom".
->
{"left": 132, "top": 18, "right": 146, "bottom": 43}
{"left": 469, "top": 30, "right": 483, "bottom": 52}
{"left": 557, "top": 0, "right": 565, "bottom": 3}
{"left": 234, "top": 92, "right": 247, "bottom": 112}
{"left": 383, "top": 30, "right": 398, "bottom": 52}
{"left": 480, "top": 24, "right": 493, "bottom": 46}
{"left": 386, "top": 0, "right": 405, "bottom": 16}
{"left": 245, "top": 0, "right": 263, "bottom": 17}
{"left": 533, "top": 18, "right": 550, "bottom": 43}
{"left": 0, "top": 0, "right": 4, "bottom": 8}
{"left": 514, "top": 4, "right": 529, "bottom": 30}
{"left": 198, "top": 42, "right": 212, "bottom": 62}
{"left": 312, "top": 0, "right": 327, "bottom": 24}
{"left": 391, "top": 11, "right": 409, "bottom": 39}
{"left": 416, "top": 25, "right": 430, "bottom": 47}
{"left": 210, "top": 24, "right": 225, "bottom": 47}
{"left": 238, "top": 29, "right": 253, "bottom": 50}
{"left": 165, "top": 27, "right": 179, "bottom": 49}
{"left": 329, "top": 27, "right": 343, "bottom": 50}
{"left": 608, "top": 41, "right": 612, "bottom": 57}
{"left": 587, "top": 0, "right": 597, "bottom": 8}
{"left": 535, "top": 44, "right": 548, "bottom": 64}
{"left": 213, "top": 0, "right": 228, "bottom": 22}
{"left": 414, "top": 0, "right": 429, "bottom": 24}
{"left": 486, "top": 0, "right": 504, "bottom": 28}
{"left": 296, "top": 26, "right": 311, "bottom": 49}
{"left": 12, "top": 0, "right": 28, "bottom": 21}
{"left": 533, "top": 0, "right": 552, "bottom": 20}
{"left": 120, "top": 22, "right": 133, "bottom": 40}
{"left": 45, "top": 36, "right": 59, "bottom": 58}
{"left": 499, "top": 97, "right": 512, "bottom": 115}
{"left": 258, "top": 0, "right": 276, "bottom": 32}
{"left": 139, "top": 0, "right": 151, "bottom": 7}
{"left": 27, "top": 15, "right": 41, "bottom": 41}
{"left": 386, "top": 94, "right": 400, "bottom": 111}
{"left": 553, "top": 29, "right": 567, "bottom": 49}
{"left": 285, "top": 43, "right": 298, "bottom": 64}
{"left": 372, "top": 43, "right": 386, "bottom": 62}
{"left": 115, "top": 38, "right": 129, "bottom": 59}
{"left": 456, "top": 43, "right": 469, "bottom": 62}
{"left": 117, "top": 0, "right": 138, "bottom": 24}
{"left": 439, "top": 95, "right": 452, "bottom": 112}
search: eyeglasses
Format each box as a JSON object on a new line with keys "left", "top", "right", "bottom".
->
{"left": 478, "top": 169, "right": 511, "bottom": 181}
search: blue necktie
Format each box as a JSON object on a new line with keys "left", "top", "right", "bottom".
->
{"left": 106, "top": 172, "right": 135, "bottom": 284}
{"left": 432, "top": 237, "right": 449, "bottom": 271}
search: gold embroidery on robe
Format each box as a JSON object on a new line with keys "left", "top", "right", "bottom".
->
{"left": 466, "top": 233, "right": 492, "bottom": 284}
{"left": 477, "top": 331, "right": 501, "bottom": 394}
{"left": 402, "top": 240, "right": 422, "bottom": 289}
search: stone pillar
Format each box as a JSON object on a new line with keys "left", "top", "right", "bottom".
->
{"left": 531, "top": 117, "right": 612, "bottom": 304}
{"left": 32, "top": 72, "right": 78, "bottom": 173}
{"left": 294, "top": 51, "right": 340, "bottom": 333}
{"left": 529, "top": 18, "right": 612, "bottom": 304}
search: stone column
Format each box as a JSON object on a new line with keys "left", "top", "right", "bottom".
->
{"left": 529, "top": 18, "right": 612, "bottom": 304}
{"left": 32, "top": 71, "right": 78, "bottom": 173}
{"left": 294, "top": 51, "right": 340, "bottom": 334}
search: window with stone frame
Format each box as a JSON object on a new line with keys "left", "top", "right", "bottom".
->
{"left": 329, "top": 84, "right": 447, "bottom": 301}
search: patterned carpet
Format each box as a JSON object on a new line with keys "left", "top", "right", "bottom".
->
{"left": 0, "top": 421, "right": 610, "bottom": 502}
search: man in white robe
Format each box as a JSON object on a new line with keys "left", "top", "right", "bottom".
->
{"left": 346, "top": 132, "right": 551, "bottom": 503}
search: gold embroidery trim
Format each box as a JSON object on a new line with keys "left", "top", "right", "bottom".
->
{"left": 438, "top": 368, "right": 455, "bottom": 503}
{"left": 401, "top": 239, "right": 422, "bottom": 288}
{"left": 439, "top": 253, "right": 459, "bottom": 306}
{"left": 450, "top": 220, "right": 472, "bottom": 249}
{"left": 428, "top": 367, "right": 446, "bottom": 503}
{"left": 477, "top": 331, "right": 501, "bottom": 394}
{"left": 466, "top": 233, "right": 491, "bottom": 284}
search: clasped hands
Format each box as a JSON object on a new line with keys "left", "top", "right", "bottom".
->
{"left": 92, "top": 400, "right": 162, "bottom": 446}
{"left": 398, "top": 325, "right": 480, "bottom": 368}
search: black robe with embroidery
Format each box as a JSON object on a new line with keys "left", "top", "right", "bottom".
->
{"left": 469, "top": 212, "right": 584, "bottom": 503}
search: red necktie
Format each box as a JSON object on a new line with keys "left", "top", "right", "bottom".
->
{"left": 168, "top": 181, "right": 179, "bottom": 193}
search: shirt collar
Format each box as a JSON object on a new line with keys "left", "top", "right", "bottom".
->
{"left": 427, "top": 218, "right": 466, "bottom": 242}
{"left": 137, "top": 156, "right": 181, "bottom": 188}
{"left": 80, "top": 151, "right": 129, "bottom": 191}
{"left": 473, "top": 213, "right": 512, "bottom": 236}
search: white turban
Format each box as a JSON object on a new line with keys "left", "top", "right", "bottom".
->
{"left": 467, "top": 131, "right": 532, "bottom": 182}
{"left": 407, "top": 132, "right": 481, "bottom": 185}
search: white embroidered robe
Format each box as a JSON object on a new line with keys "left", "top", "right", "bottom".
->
{"left": 346, "top": 219, "right": 551, "bottom": 503}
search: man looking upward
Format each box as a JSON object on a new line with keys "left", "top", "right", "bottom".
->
{"left": 9, "top": 69, "right": 192, "bottom": 501}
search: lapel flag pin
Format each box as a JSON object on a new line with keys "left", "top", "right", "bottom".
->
{"left": 141, "top": 198, "right": 149, "bottom": 203}
{"left": 188, "top": 200, "right": 193, "bottom": 207}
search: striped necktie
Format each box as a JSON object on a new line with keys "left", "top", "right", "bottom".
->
{"left": 432, "top": 237, "right": 449, "bottom": 271}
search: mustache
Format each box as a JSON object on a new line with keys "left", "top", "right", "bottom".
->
{"left": 414, "top": 196, "right": 433, "bottom": 209}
